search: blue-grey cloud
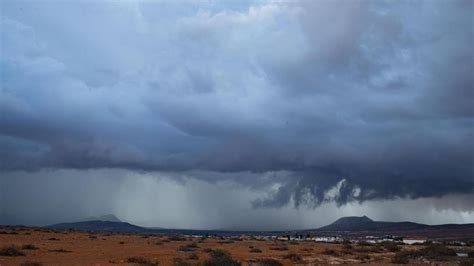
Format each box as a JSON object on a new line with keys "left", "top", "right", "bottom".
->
{"left": 0, "top": 0, "right": 473, "bottom": 209}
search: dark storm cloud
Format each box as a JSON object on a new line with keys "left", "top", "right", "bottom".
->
{"left": 0, "top": 0, "right": 473, "bottom": 207}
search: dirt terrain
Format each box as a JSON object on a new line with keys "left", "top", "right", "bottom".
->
{"left": 0, "top": 226, "right": 472, "bottom": 265}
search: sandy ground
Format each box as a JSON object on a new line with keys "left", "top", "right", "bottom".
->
{"left": 0, "top": 226, "right": 468, "bottom": 266}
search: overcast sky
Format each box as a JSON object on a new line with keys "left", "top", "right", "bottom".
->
{"left": 0, "top": 0, "right": 473, "bottom": 229}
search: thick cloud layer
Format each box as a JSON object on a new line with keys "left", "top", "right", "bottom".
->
{"left": 1, "top": 169, "right": 474, "bottom": 228}
{"left": 1, "top": 0, "right": 473, "bottom": 210}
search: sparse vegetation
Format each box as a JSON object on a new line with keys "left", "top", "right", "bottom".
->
{"left": 419, "top": 243, "right": 457, "bottom": 259}
{"left": 127, "top": 256, "right": 159, "bottom": 266}
{"left": 356, "top": 254, "right": 371, "bottom": 261}
{"left": 22, "top": 244, "right": 39, "bottom": 250}
{"left": 168, "top": 235, "right": 186, "bottom": 241}
{"left": 269, "top": 244, "right": 288, "bottom": 251}
{"left": 250, "top": 247, "right": 262, "bottom": 253}
{"left": 20, "top": 261, "right": 43, "bottom": 266}
{"left": 202, "top": 249, "right": 241, "bottom": 266}
{"left": 357, "top": 241, "right": 372, "bottom": 246}
{"left": 48, "top": 248, "right": 71, "bottom": 253}
{"left": 391, "top": 244, "right": 457, "bottom": 263}
{"left": 459, "top": 258, "right": 474, "bottom": 266}
{"left": 188, "top": 253, "right": 199, "bottom": 260}
{"left": 254, "top": 258, "right": 283, "bottom": 266}
{"left": 186, "top": 242, "right": 199, "bottom": 248}
{"left": 391, "top": 252, "right": 409, "bottom": 264}
{"left": 218, "top": 240, "right": 235, "bottom": 244}
{"left": 380, "top": 241, "right": 401, "bottom": 252}
{"left": 283, "top": 253, "right": 302, "bottom": 262}
{"left": 172, "top": 258, "right": 190, "bottom": 266}
{"left": 0, "top": 245, "right": 25, "bottom": 256}
{"left": 322, "top": 248, "right": 339, "bottom": 256}
{"left": 178, "top": 243, "right": 199, "bottom": 252}
{"left": 343, "top": 243, "right": 352, "bottom": 249}
{"left": 0, "top": 225, "right": 470, "bottom": 265}
{"left": 468, "top": 250, "right": 474, "bottom": 258}
{"left": 354, "top": 245, "right": 383, "bottom": 253}
{"left": 178, "top": 246, "right": 193, "bottom": 252}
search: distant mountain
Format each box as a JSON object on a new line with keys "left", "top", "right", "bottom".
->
{"left": 81, "top": 214, "right": 121, "bottom": 223}
{"left": 48, "top": 220, "right": 146, "bottom": 233}
{"left": 316, "top": 216, "right": 474, "bottom": 232}
{"left": 45, "top": 215, "right": 474, "bottom": 236}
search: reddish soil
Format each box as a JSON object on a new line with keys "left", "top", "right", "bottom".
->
{"left": 0, "top": 226, "right": 470, "bottom": 265}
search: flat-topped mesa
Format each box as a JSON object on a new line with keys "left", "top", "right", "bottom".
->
{"left": 317, "top": 216, "right": 379, "bottom": 231}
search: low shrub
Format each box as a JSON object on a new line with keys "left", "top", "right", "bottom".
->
{"left": 468, "top": 250, "right": 474, "bottom": 258}
{"left": 0, "top": 245, "right": 25, "bottom": 256}
{"left": 20, "top": 261, "right": 43, "bottom": 266}
{"left": 218, "top": 240, "right": 235, "bottom": 244}
{"left": 354, "top": 246, "right": 383, "bottom": 253}
{"left": 172, "top": 258, "right": 190, "bottom": 266}
{"left": 168, "top": 235, "right": 186, "bottom": 241}
{"left": 178, "top": 243, "right": 199, "bottom": 252}
{"left": 178, "top": 246, "right": 194, "bottom": 252}
{"left": 391, "top": 253, "right": 409, "bottom": 264}
{"left": 22, "top": 244, "right": 39, "bottom": 250}
{"left": 48, "top": 248, "right": 71, "bottom": 253}
{"left": 322, "top": 248, "right": 339, "bottom": 256}
{"left": 269, "top": 244, "right": 288, "bottom": 251}
{"left": 459, "top": 258, "right": 474, "bottom": 266}
{"left": 186, "top": 242, "right": 199, "bottom": 248}
{"left": 343, "top": 242, "right": 353, "bottom": 250}
{"left": 188, "top": 253, "right": 199, "bottom": 260}
{"left": 254, "top": 258, "right": 283, "bottom": 266}
{"left": 356, "top": 254, "right": 371, "bottom": 261}
{"left": 250, "top": 247, "right": 262, "bottom": 253}
{"left": 391, "top": 245, "right": 456, "bottom": 263}
{"left": 419, "top": 244, "right": 457, "bottom": 258}
{"left": 283, "top": 253, "right": 302, "bottom": 262}
{"left": 357, "top": 241, "right": 373, "bottom": 246}
{"left": 380, "top": 241, "right": 401, "bottom": 252}
{"left": 202, "top": 249, "right": 240, "bottom": 266}
{"left": 127, "top": 256, "right": 159, "bottom": 266}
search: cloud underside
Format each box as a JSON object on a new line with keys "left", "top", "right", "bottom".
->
{"left": 1, "top": 0, "right": 473, "bottom": 208}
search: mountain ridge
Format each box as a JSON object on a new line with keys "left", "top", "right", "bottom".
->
{"left": 46, "top": 215, "right": 474, "bottom": 235}
{"left": 315, "top": 216, "right": 472, "bottom": 232}
{"left": 81, "top": 214, "right": 121, "bottom": 223}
